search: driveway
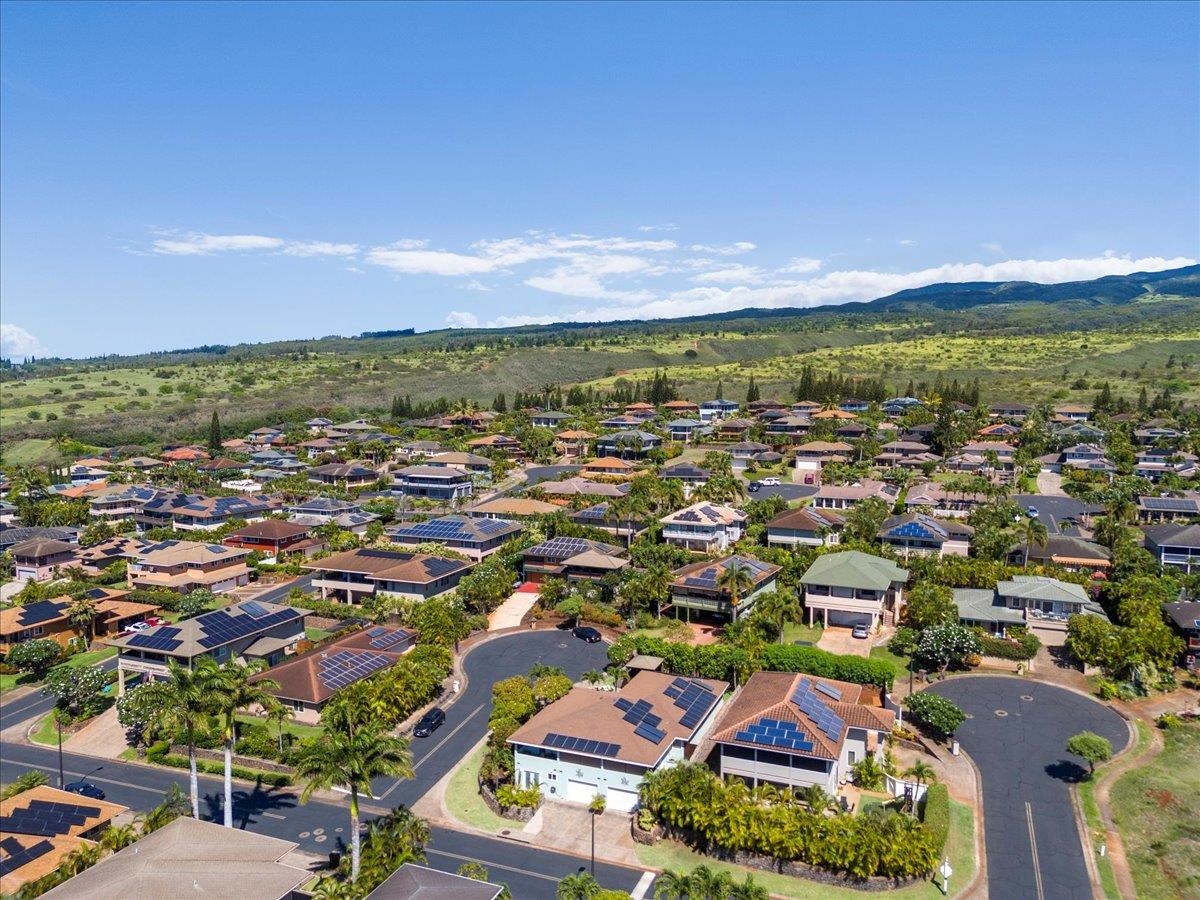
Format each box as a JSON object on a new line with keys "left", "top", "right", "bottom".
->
{"left": 488, "top": 586, "right": 540, "bottom": 630}
{"left": 929, "top": 677, "right": 1129, "bottom": 900}
{"left": 1012, "top": 494, "right": 1102, "bottom": 536}
{"left": 816, "top": 626, "right": 871, "bottom": 657}
{"left": 745, "top": 482, "right": 818, "bottom": 503}
{"left": 1035, "top": 470, "right": 1067, "bottom": 496}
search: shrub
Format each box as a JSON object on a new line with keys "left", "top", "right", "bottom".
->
{"left": 7, "top": 639, "right": 62, "bottom": 677}
{"left": 904, "top": 691, "right": 966, "bottom": 739}
{"left": 888, "top": 627, "right": 920, "bottom": 656}
{"left": 1094, "top": 678, "right": 1118, "bottom": 700}
{"left": 760, "top": 643, "right": 896, "bottom": 687}
{"left": 1156, "top": 713, "right": 1182, "bottom": 730}
{"left": 976, "top": 629, "right": 1040, "bottom": 661}
{"left": 920, "top": 783, "right": 950, "bottom": 854}
{"left": 495, "top": 783, "right": 542, "bottom": 809}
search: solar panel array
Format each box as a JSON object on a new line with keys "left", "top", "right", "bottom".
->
{"left": 317, "top": 650, "right": 394, "bottom": 690}
{"left": 126, "top": 626, "right": 182, "bottom": 652}
{"left": 543, "top": 732, "right": 621, "bottom": 758}
{"left": 665, "top": 678, "right": 718, "bottom": 729}
{"left": 0, "top": 799, "right": 102, "bottom": 838}
{"left": 813, "top": 681, "right": 844, "bottom": 701}
{"left": 733, "top": 716, "right": 816, "bottom": 753}
{"left": 196, "top": 608, "right": 300, "bottom": 649}
{"left": 368, "top": 628, "right": 411, "bottom": 650}
{"left": 888, "top": 518, "right": 947, "bottom": 540}
{"left": 791, "top": 678, "right": 846, "bottom": 743}
{"left": 1141, "top": 497, "right": 1200, "bottom": 512}
{"left": 394, "top": 516, "right": 517, "bottom": 543}
{"left": 239, "top": 601, "right": 268, "bottom": 618}
{"left": 634, "top": 722, "right": 666, "bottom": 744}
{"left": 0, "top": 837, "right": 54, "bottom": 877}
{"left": 16, "top": 601, "right": 68, "bottom": 627}
{"left": 529, "top": 537, "right": 593, "bottom": 560}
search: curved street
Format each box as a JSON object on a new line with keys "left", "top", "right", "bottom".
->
{"left": 929, "top": 676, "right": 1129, "bottom": 900}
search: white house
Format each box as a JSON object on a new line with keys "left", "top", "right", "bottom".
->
{"left": 660, "top": 502, "right": 747, "bottom": 552}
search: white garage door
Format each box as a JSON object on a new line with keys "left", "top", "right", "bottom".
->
{"left": 828, "top": 610, "right": 870, "bottom": 627}
{"left": 606, "top": 788, "right": 639, "bottom": 812}
{"left": 567, "top": 779, "right": 597, "bottom": 804}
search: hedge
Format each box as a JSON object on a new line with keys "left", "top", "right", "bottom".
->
{"left": 920, "top": 783, "right": 950, "bottom": 854}
{"left": 976, "top": 630, "right": 1040, "bottom": 661}
{"left": 760, "top": 644, "right": 896, "bottom": 688}
{"left": 146, "top": 740, "right": 293, "bottom": 788}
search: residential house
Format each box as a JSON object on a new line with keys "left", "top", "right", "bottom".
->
{"left": 249, "top": 449, "right": 305, "bottom": 473}
{"left": 699, "top": 399, "right": 740, "bottom": 422}
{"left": 467, "top": 497, "right": 562, "bottom": 519}
{"left": 0, "top": 588, "right": 157, "bottom": 655}
{"left": 424, "top": 451, "right": 494, "bottom": 474}
{"left": 223, "top": 520, "right": 319, "bottom": 557}
{"left": 800, "top": 551, "right": 909, "bottom": 630}
{"left": 285, "top": 496, "right": 363, "bottom": 521}
{"left": 790, "top": 400, "right": 822, "bottom": 416}
{"left": 977, "top": 422, "right": 1021, "bottom": 439}
{"left": 569, "top": 503, "right": 648, "bottom": 545}
{"left": 595, "top": 430, "right": 662, "bottom": 460}
{"left": 1051, "top": 421, "right": 1107, "bottom": 444}
{"left": 715, "top": 418, "right": 756, "bottom": 441}
{"left": 251, "top": 625, "right": 416, "bottom": 722}
{"left": 660, "top": 503, "right": 747, "bottom": 553}
{"left": 125, "top": 539, "right": 251, "bottom": 594}
{"left": 1160, "top": 600, "right": 1199, "bottom": 671}
{"left": 599, "top": 414, "right": 645, "bottom": 429}
{"left": 467, "top": 433, "right": 527, "bottom": 460}
{"left": 747, "top": 399, "right": 788, "bottom": 414}
{"left": 811, "top": 480, "right": 898, "bottom": 511}
{"left": 1061, "top": 443, "right": 1116, "bottom": 474}
{"left": 665, "top": 418, "right": 704, "bottom": 443}
{"left": 954, "top": 575, "right": 1108, "bottom": 635}
{"left": 764, "top": 415, "right": 811, "bottom": 441}
{"left": 624, "top": 402, "right": 658, "bottom": 420}
{"left": 307, "top": 461, "right": 379, "bottom": 488}
{"left": 873, "top": 441, "right": 941, "bottom": 470}
{"left": 662, "top": 400, "right": 700, "bottom": 416}
{"left": 0, "top": 527, "right": 77, "bottom": 556}
{"left": 554, "top": 429, "right": 596, "bottom": 459}
{"left": 386, "top": 514, "right": 522, "bottom": 561}
{"left": 765, "top": 507, "right": 845, "bottom": 549}
{"left": 77, "top": 535, "right": 151, "bottom": 576}
{"left": 306, "top": 416, "right": 334, "bottom": 432}
{"left": 1143, "top": 524, "right": 1200, "bottom": 572}
{"left": 669, "top": 555, "right": 780, "bottom": 622}
{"left": 989, "top": 402, "right": 1032, "bottom": 420}
{"left": 794, "top": 440, "right": 854, "bottom": 469}
{"left": 110, "top": 599, "right": 309, "bottom": 693}
{"left": 67, "top": 465, "right": 111, "bottom": 486}
{"left": 882, "top": 397, "right": 924, "bottom": 417}
{"left": 531, "top": 410, "right": 572, "bottom": 429}
{"left": 1008, "top": 535, "right": 1111, "bottom": 573}
{"left": 1053, "top": 404, "right": 1092, "bottom": 422}
{"left": 298, "top": 437, "right": 345, "bottom": 458}
{"left": 304, "top": 548, "right": 471, "bottom": 604}
{"left": 508, "top": 670, "right": 728, "bottom": 812}
{"left": 903, "top": 482, "right": 989, "bottom": 518}
{"left": 839, "top": 399, "right": 871, "bottom": 414}
{"left": 160, "top": 446, "right": 210, "bottom": 463}
{"left": 12, "top": 539, "right": 78, "bottom": 582}
{"left": 538, "top": 477, "right": 628, "bottom": 499}
{"left": 727, "top": 441, "right": 769, "bottom": 468}
{"left": 197, "top": 456, "right": 251, "bottom": 476}
{"left": 367, "top": 864, "right": 507, "bottom": 900}
{"left": 156, "top": 494, "right": 278, "bottom": 531}
{"left": 392, "top": 465, "right": 474, "bottom": 502}
{"left": 0, "top": 786, "right": 128, "bottom": 896}
{"left": 0, "top": 500, "right": 17, "bottom": 526}
{"left": 660, "top": 462, "right": 710, "bottom": 489}
{"left": 1134, "top": 425, "right": 1184, "bottom": 445}
{"left": 877, "top": 513, "right": 974, "bottom": 558}
{"left": 1137, "top": 494, "right": 1200, "bottom": 522}
{"left": 396, "top": 440, "right": 447, "bottom": 459}
{"left": 710, "top": 672, "right": 894, "bottom": 794}
{"left": 519, "top": 536, "right": 629, "bottom": 584}
{"left": 85, "top": 484, "right": 164, "bottom": 521}
{"left": 1134, "top": 449, "right": 1199, "bottom": 482}
{"left": 581, "top": 457, "right": 637, "bottom": 478}
{"left": 833, "top": 421, "right": 870, "bottom": 442}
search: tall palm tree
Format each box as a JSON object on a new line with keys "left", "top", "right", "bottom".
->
{"left": 293, "top": 722, "right": 414, "bottom": 883}
{"left": 753, "top": 589, "right": 801, "bottom": 643}
{"left": 1020, "top": 517, "right": 1049, "bottom": 568}
{"left": 555, "top": 871, "right": 601, "bottom": 900}
{"left": 205, "top": 661, "right": 280, "bottom": 828}
{"left": 688, "top": 865, "right": 733, "bottom": 899}
{"left": 902, "top": 760, "right": 937, "bottom": 790}
{"left": 268, "top": 702, "right": 294, "bottom": 757}
{"left": 66, "top": 595, "right": 97, "bottom": 647}
{"left": 157, "top": 659, "right": 214, "bottom": 819}
{"left": 717, "top": 560, "right": 755, "bottom": 612}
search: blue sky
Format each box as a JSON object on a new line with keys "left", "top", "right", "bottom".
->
{"left": 2, "top": 1, "right": 1197, "bottom": 359}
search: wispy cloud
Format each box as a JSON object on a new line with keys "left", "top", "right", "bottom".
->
{"left": 980, "top": 241, "right": 1004, "bottom": 254}
{"left": 689, "top": 241, "right": 756, "bottom": 256}
{"left": 638, "top": 223, "right": 679, "bottom": 232}
{"left": 152, "top": 232, "right": 285, "bottom": 256}
{"left": 777, "top": 257, "right": 823, "bottom": 275}
{"left": 898, "top": 239, "right": 917, "bottom": 246}
{"left": 0, "top": 323, "right": 47, "bottom": 359}
{"left": 282, "top": 241, "right": 359, "bottom": 257}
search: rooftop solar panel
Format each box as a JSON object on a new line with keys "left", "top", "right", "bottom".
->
{"left": 0, "top": 838, "right": 54, "bottom": 877}
{"left": 634, "top": 722, "right": 666, "bottom": 744}
{"left": 15, "top": 601, "right": 68, "bottom": 628}
{"left": 239, "top": 601, "right": 268, "bottom": 618}
{"left": 813, "top": 682, "right": 844, "bottom": 701}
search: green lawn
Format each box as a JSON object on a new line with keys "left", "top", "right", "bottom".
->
{"left": 58, "top": 646, "right": 117, "bottom": 670}
{"left": 1109, "top": 720, "right": 1200, "bottom": 900}
{"left": 636, "top": 799, "right": 976, "bottom": 898}
{"left": 782, "top": 622, "right": 823, "bottom": 645}
{"left": 869, "top": 644, "right": 913, "bottom": 683}
{"left": 0, "top": 671, "right": 36, "bottom": 693}
{"left": 444, "top": 741, "right": 521, "bottom": 834}
{"left": 235, "top": 712, "right": 323, "bottom": 740}
{"left": 29, "top": 713, "right": 61, "bottom": 747}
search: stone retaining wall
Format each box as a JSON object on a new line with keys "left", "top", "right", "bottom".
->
{"left": 479, "top": 782, "right": 539, "bottom": 823}
{"left": 171, "top": 745, "right": 295, "bottom": 775}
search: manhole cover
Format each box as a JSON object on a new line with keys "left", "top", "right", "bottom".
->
{"left": 1021, "top": 695, "right": 1034, "bottom": 701}
{"left": 314, "top": 835, "right": 327, "bottom": 843}
{"left": 994, "top": 709, "right": 1009, "bottom": 717}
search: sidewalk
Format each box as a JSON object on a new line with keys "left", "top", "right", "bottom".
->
{"left": 63, "top": 706, "right": 129, "bottom": 758}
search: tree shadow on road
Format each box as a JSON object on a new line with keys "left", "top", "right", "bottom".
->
{"left": 202, "top": 778, "right": 297, "bottom": 829}
{"left": 1044, "top": 759, "right": 1088, "bottom": 783}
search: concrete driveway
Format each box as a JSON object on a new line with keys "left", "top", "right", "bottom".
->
{"left": 929, "top": 677, "right": 1129, "bottom": 900}
{"left": 816, "top": 626, "right": 872, "bottom": 657}
{"left": 1035, "top": 470, "right": 1067, "bottom": 496}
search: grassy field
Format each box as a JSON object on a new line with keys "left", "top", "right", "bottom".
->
{"left": 1109, "top": 720, "right": 1200, "bottom": 899}
{"left": 444, "top": 740, "right": 517, "bottom": 833}
{"left": 236, "top": 712, "right": 324, "bottom": 740}
{"left": 635, "top": 799, "right": 976, "bottom": 898}
{"left": 782, "top": 622, "right": 824, "bottom": 645}
{"left": 869, "top": 644, "right": 913, "bottom": 684}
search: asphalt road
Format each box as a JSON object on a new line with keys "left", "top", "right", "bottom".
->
{"left": 928, "top": 677, "right": 1129, "bottom": 900}
{"left": 746, "top": 482, "right": 818, "bottom": 503}
{"left": 252, "top": 572, "right": 317, "bottom": 604}
{"left": 0, "top": 630, "right": 640, "bottom": 898}
{"left": 1012, "top": 495, "right": 1102, "bottom": 537}
{"left": 0, "top": 656, "right": 118, "bottom": 732}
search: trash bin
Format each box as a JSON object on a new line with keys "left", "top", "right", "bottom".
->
{"left": 328, "top": 850, "right": 342, "bottom": 869}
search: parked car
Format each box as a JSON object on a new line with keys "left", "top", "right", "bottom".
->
{"left": 851, "top": 623, "right": 870, "bottom": 639}
{"left": 760, "top": 477, "right": 781, "bottom": 486}
{"left": 747, "top": 482, "right": 761, "bottom": 493}
{"left": 126, "top": 621, "right": 151, "bottom": 633}
{"left": 803, "top": 473, "right": 816, "bottom": 485}
{"left": 413, "top": 708, "right": 445, "bottom": 737}
{"left": 63, "top": 781, "right": 105, "bottom": 800}
{"left": 573, "top": 625, "right": 602, "bottom": 643}
{"left": 1026, "top": 506, "right": 1039, "bottom": 518}
{"left": 144, "top": 616, "right": 165, "bottom": 627}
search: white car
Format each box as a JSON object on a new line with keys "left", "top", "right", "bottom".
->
{"left": 126, "top": 621, "right": 151, "bottom": 633}
{"left": 760, "top": 477, "right": 781, "bottom": 486}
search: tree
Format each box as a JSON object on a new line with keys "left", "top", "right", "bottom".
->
{"left": 916, "top": 623, "right": 981, "bottom": 675}
{"left": 204, "top": 661, "right": 281, "bottom": 828}
{"left": 903, "top": 691, "right": 966, "bottom": 739}
{"left": 903, "top": 583, "right": 957, "bottom": 630}
{"left": 752, "top": 589, "right": 802, "bottom": 642}
{"left": 294, "top": 722, "right": 415, "bottom": 883}
{"left": 7, "top": 639, "right": 61, "bottom": 678}
{"left": 66, "top": 595, "right": 98, "bottom": 646}
{"left": 717, "top": 561, "right": 755, "bottom": 611}
{"left": 1019, "top": 516, "right": 1049, "bottom": 567}
{"left": 902, "top": 760, "right": 937, "bottom": 790}
{"left": 156, "top": 659, "right": 214, "bottom": 819}
{"left": 1, "top": 770, "right": 49, "bottom": 800}
{"left": 745, "top": 375, "right": 760, "bottom": 404}
{"left": 556, "top": 871, "right": 601, "bottom": 900}
{"left": 1066, "top": 731, "right": 1112, "bottom": 775}
{"left": 208, "top": 410, "right": 223, "bottom": 453}
{"left": 43, "top": 665, "right": 108, "bottom": 720}
{"left": 115, "top": 681, "right": 174, "bottom": 752}
{"left": 1065, "top": 615, "right": 1116, "bottom": 668}
{"left": 843, "top": 496, "right": 891, "bottom": 543}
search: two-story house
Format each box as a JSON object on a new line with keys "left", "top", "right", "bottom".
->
{"left": 669, "top": 555, "right": 780, "bottom": 622}
{"left": 392, "top": 465, "right": 474, "bottom": 502}
{"left": 595, "top": 430, "right": 662, "bottom": 460}
{"left": 307, "top": 462, "right": 379, "bottom": 488}
{"left": 800, "top": 551, "right": 909, "bottom": 631}
{"left": 11, "top": 539, "right": 79, "bottom": 582}
{"left": 519, "top": 537, "right": 629, "bottom": 584}
{"left": 303, "top": 548, "right": 472, "bottom": 604}
{"left": 1161, "top": 600, "right": 1199, "bottom": 671}
{"left": 125, "top": 540, "right": 252, "bottom": 594}
{"left": 699, "top": 399, "right": 740, "bottom": 422}
{"left": 660, "top": 503, "right": 747, "bottom": 553}
{"left": 765, "top": 507, "right": 845, "bottom": 549}
{"left": 1142, "top": 524, "right": 1200, "bottom": 572}
{"left": 387, "top": 515, "right": 523, "bottom": 561}
{"left": 877, "top": 513, "right": 974, "bottom": 558}
{"left": 953, "top": 575, "right": 1108, "bottom": 635}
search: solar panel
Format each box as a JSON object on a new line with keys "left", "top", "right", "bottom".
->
{"left": 15, "top": 601, "right": 68, "bottom": 627}
{"left": 634, "top": 722, "right": 666, "bottom": 744}
{"left": 239, "top": 601, "right": 268, "bottom": 618}
{"left": 367, "top": 626, "right": 388, "bottom": 637}
{"left": 368, "top": 629, "right": 411, "bottom": 650}
{"left": 813, "top": 682, "right": 843, "bottom": 701}
{"left": 0, "top": 838, "right": 54, "bottom": 877}
{"left": 613, "top": 697, "right": 633, "bottom": 711}
{"left": 196, "top": 608, "right": 300, "bottom": 649}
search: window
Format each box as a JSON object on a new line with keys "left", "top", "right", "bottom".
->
{"left": 848, "top": 750, "right": 857, "bottom": 764}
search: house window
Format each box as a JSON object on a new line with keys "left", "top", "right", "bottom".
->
{"left": 848, "top": 750, "right": 857, "bottom": 764}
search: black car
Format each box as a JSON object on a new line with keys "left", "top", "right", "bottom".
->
{"left": 573, "top": 625, "right": 602, "bottom": 643}
{"left": 413, "top": 708, "right": 445, "bottom": 737}
{"left": 747, "top": 482, "right": 761, "bottom": 493}
{"left": 63, "top": 781, "right": 105, "bottom": 800}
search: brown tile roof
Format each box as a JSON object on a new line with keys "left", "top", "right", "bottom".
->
{"left": 302, "top": 548, "right": 472, "bottom": 583}
{"left": 467, "top": 497, "right": 561, "bottom": 517}
{"left": 508, "top": 671, "right": 728, "bottom": 767}
{"left": 711, "top": 671, "right": 894, "bottom": 761}
{"left": 224, "top": 520, "right": 312, "bottom": 541}
{"left": 252, "top": 626, "right": 415, "bottom": 704}
{"left": 766, "top": 507, "right": 845, "bottom": 531}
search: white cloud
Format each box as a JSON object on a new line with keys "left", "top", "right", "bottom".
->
{"left": 388, "top": 238, "right": 430, "bottom": 250}
{"left": 777, "top": 257, "right": 823, "bottom": 275}
{"left": 345, "top": 266, "right": 365, "bottom": 274}
{"left": 689, "top": 241, "right": 756, "bottom": 256}
{"left": 463, "top": 280, "right": 493, "bottom": 292}
{"left": 366, "top": 247, "right": 499, "bottom": 276}
{"left": 0, "top": 323, "right": 47, "bottom": 359}
{"left": 898, "top": 239, "right": 917, "bottom": 246}
{"left": 981, "top": 242, "right": 1004, "bottom": 254}
{"left": 152, "top": 232, "right": 285, "bottom": 255}
{"left": 445, "top": 311, "right": 480, "bottom": 328}
{"left": 692, "top": 264, "right": 767, "bottom": 285}
{"left": 638, "top": 223, "right": 679, "bottom": 232}
{"left": 282, "top": 241, "right": 359, "bottom": 257}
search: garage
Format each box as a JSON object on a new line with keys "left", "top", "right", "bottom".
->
{"left": 605, "top": 787, "right": 639, "bottom": 812}
{"left": 828, "top": 610, "right": 871, "bottom": 627}
{"left": 566, "top": 779, "right": 597, "bottom": 804}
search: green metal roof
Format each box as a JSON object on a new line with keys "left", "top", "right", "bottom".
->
{"left": 799, "top": 551, "right": 909, "bottom": 591}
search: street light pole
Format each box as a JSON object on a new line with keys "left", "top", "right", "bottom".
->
{"left": 56, "top": 715, "right": 65, "bottom": 788}
{"left": 590, "top": 811, "right": 596, "bottom": 876}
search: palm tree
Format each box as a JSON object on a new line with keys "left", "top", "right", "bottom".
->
{"left": 717, "top": 560, "right": 755, "bottom": 613}
{"left": 157, "top": 659, "right": 214, "bottom": 819}
{"left": 729, "top": 874, "right": 770, "bottom": 900}
{"left": 800, "top": 784, "right": 835, "bottom": 815}
{"left": 66, "top": 595, "right": 97, "bottom": 647}
{"left": 268, "top": 702, "right": 294, "bottom": 757}
{"left": 556, "top": 871, "right": 601, "bottom": 899}
{"left": 293, "top": 722, "right": 415, "bottom": 883}
{"left": 902, "top": 760, "right": 937, "bottom": 790}
{"left": 1020, "top": 516, "right": 1049, "bottom": 568}
{"left": 653, "top": 868, "right": 692, "bottom": 900}
{"left": 205, "top": 661, "right": 281, "bottom": 828}
{"left": 753, "top": 589, "right": 801, "bottom": 642}
{"left": 688, "top": 864, "right": 734, "bottom": 899}
{"left": 99, "top": 823, "right": 139, "bottom": 852}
